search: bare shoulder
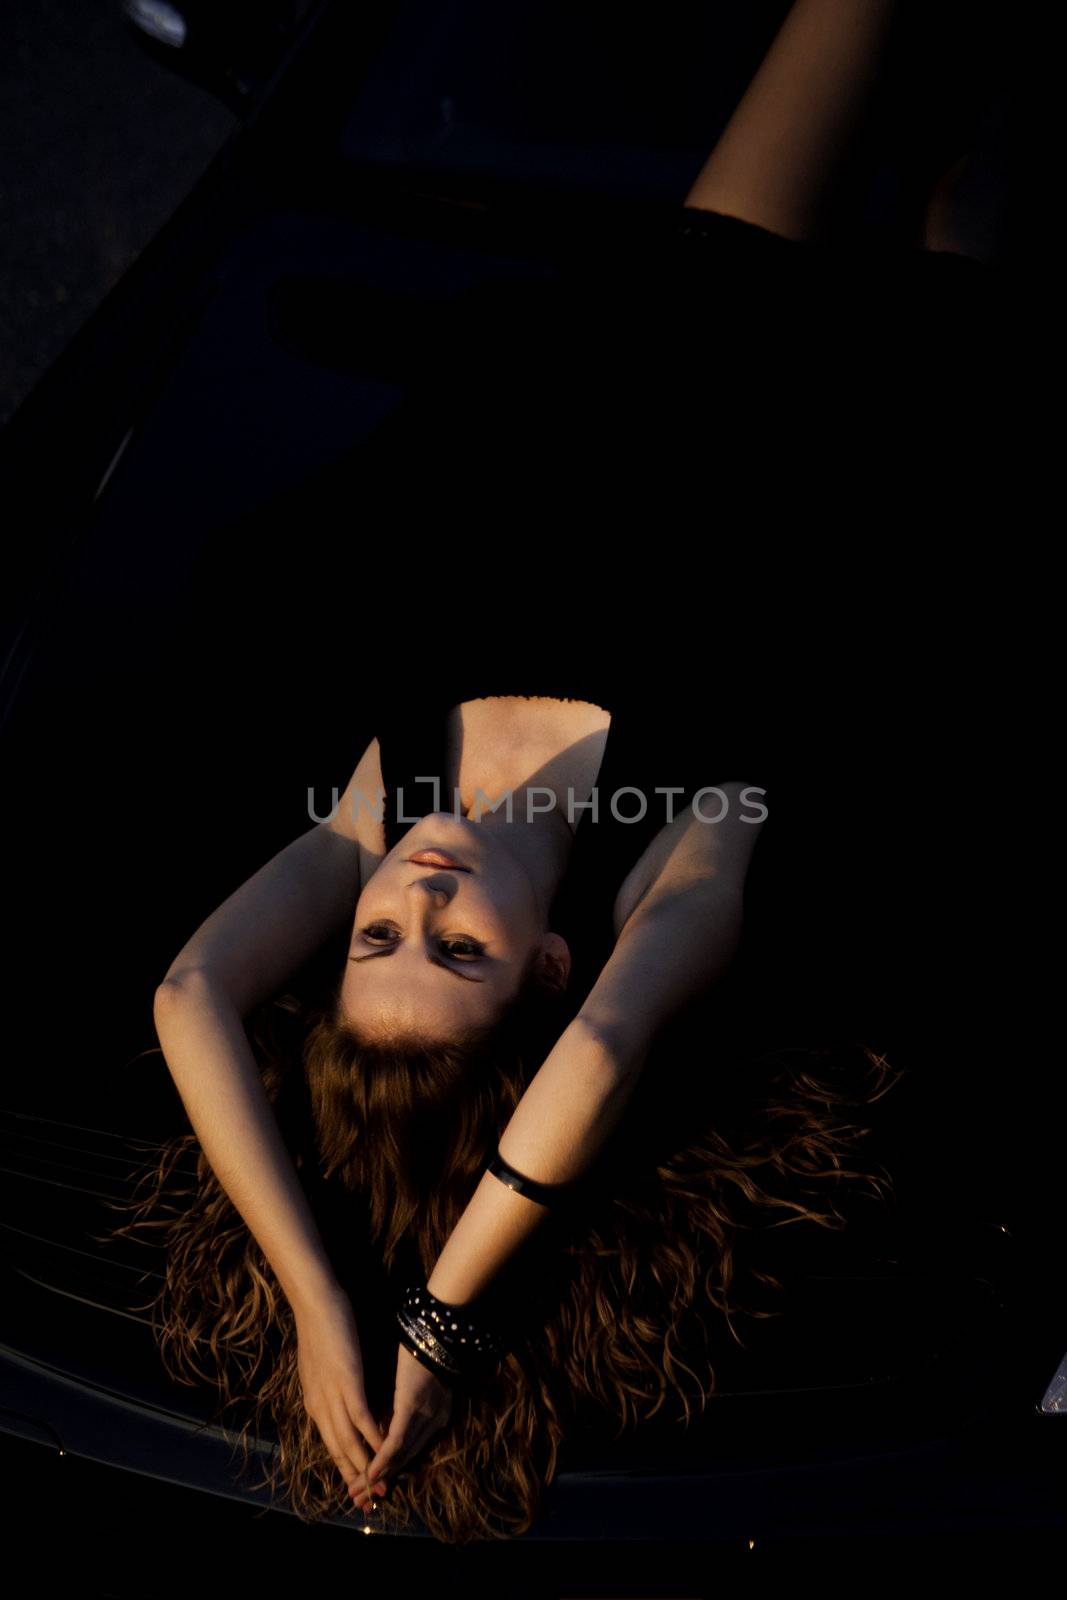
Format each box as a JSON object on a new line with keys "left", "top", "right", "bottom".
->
{"left": 322, "top": 735, "right": 388, "bottom": 884}
{"left": 612, "top": 781, "right": 769, "bottom": 940}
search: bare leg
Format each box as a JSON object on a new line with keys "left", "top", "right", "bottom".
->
{"left": 919, "top": 84, "right": 1012, "bottom": 262}
{"left": 683, "top": 0, "right": 901, "bottom": 242}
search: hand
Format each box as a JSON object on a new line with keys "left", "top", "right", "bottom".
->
{"left": 352, "top": 1343, "right": 453, "bottom": 1509}
{"left": 292, "top": 1284, "right": 389, "bottom": 1503}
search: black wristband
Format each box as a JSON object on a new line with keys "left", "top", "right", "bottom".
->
{"left": 487, "top": 1149, "right": 576, "bottom": 1209}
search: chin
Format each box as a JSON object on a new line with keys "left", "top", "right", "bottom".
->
{"left": 424, "top": 810, "right": 479, "bottom": 831}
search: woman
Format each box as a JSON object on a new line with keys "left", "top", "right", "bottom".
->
{"left": 113, "top": 668, "right": 904, "bottom": 1542}
{"left": 110, "top": 0, "right": 990, "bottom": 1540}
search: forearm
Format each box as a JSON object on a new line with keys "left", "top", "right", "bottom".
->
{"left": 425, "top": 1014, "right": 645, "bottom": 1307}
{"left": 153, "top": 970, "right": 339, "bottom": 1318}
{"left": 425, "top": 879, "right": 751, "bottom": 1307}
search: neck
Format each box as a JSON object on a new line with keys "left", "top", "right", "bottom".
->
{"left": 468, "top": 786, "right": 573, "bottom": 922}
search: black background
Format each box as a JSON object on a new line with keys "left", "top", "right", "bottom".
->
{"left": 0, "top": 0, "right": 1055, "bottom": 1589}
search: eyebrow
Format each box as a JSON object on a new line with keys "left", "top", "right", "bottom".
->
{"left": 347, "top": 949, "right": 485, "bottom": 983}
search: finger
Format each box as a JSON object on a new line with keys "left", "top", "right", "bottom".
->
{"left": 344, "top": 1389, "right": 387, "bottom": 1456}
{"left": 353, "top": 1415, "right": 444, "bottom": 1508}
{"left": 315, "top": 1419, "right": 362, "bottom": 1497}
{"left": 361, "top": 1423, "right": 413, "bottom": 1492}
{"left": 348, "top": 1403, "right": 395, "bottom": 1506}
{"left": 363, "top": 1413, "right": 436, "bottom": 1490}
{"left": 330, "top": 1405, "right": 372, "bottom": 1490}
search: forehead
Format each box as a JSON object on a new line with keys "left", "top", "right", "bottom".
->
{"left": 341, "top": 961, "right": 492, "bottom": 1032}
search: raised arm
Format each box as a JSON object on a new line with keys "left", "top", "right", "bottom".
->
{"left": 152, "top": 737, "right": 389, "bottom": 1499}
{"left": 161, "top": 732, "right": 383, "bottom": 1010}
{"left": 423, "top": 785, "right": 767, "bottom": 1304}
{"left": 358, "top": 786, "right": 766, "bottom": 1503}
{"left": 153, "top": 966, "right": 342, "bottom": 1314}
{"left": 153, "top": 731, "right": 384, "bottom": 1300}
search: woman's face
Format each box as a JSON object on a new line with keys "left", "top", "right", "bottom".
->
{"left": 339, "top": 812, "right": 564, "bottom": 1042}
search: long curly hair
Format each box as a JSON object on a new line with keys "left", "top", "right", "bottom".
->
{"left": 107, "top": 942, "right": 905, "bottom": 1545}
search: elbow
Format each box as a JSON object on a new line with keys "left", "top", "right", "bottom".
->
{"left": 153, "top": 967, "right": 215, "bottom": 1016}
{"left": 153, "top": 975, "right": 187, "bottom": 1031}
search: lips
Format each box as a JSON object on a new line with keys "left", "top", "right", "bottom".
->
{"left": 406, "top": 850, "right": 468, "bottom": 870}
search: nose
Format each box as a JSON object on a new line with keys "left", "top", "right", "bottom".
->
{"left": 408, "top": 872, "right": 454, "bottom": 900}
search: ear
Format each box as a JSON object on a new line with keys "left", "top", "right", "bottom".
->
{"left": 531, "top": 932, "right": 571, "bottom": 996}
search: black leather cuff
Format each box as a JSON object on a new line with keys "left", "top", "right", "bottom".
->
{"left": 487, "top": 1149, "right": 578, "bottom": 1209}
